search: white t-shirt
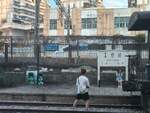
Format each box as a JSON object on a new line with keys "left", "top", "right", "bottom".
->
{"left": 76, "top": 75, "right": 90, "bottom": 94}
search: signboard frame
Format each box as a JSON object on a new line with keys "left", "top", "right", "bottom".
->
{"left": 97, "top": 50, "right": 129, "bottom": 86}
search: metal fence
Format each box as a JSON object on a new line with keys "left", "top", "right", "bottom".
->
{"left": 0, "top": 36, "right": 149, "bottom": 76}
{"left": 0, "top": 36, "right": 149, "bottom": 58}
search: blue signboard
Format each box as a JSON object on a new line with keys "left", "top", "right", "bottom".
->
{"left": 79, "top": 44, "right": 88, "bottom": 50}
{"left": 44, "top": 44, "right": 59, "bottom": 51}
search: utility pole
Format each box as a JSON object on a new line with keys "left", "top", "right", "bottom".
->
{"left": 77, "top": 39, "right": 80, "bottom": 64}
{"left": 34, "top": 0, "right": 41, "bottom": 85}
{"left": 10, "top": 36, "right": 13, "bottom": 59}
{"left": 4, "top": 39, "right": 8, "bottom": 63}
{"left": 148, "top": 30, "right": 150, "bottom": 62}
{"left": 53, "top": 0, "right": 72, "bottom": 64}
{"left": 67, "top": 5, "right": 72, "bottom": 64}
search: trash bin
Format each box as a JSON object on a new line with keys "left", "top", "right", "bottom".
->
{"left": 145, "top": 64, "right": 150, "bottom": 80}
{"left": 38, "top": 73, "right": 44, "bottom": 85}
{"left": 26, "top": 69, "right": 44, "bottom": 85}
{"left": 26, "top": 72, "right": 35, "bottom": 85}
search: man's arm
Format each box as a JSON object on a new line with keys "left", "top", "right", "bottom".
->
{"left": 86, "top": 78, "right": 90, "bottom": 88}
{"left": 76, "top": 78, "right": 79, "bottom": 86}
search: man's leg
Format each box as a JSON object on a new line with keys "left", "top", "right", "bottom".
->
{"left": 118, "top": 81, "right": 120, "bottom": 88}
{"left": 73, "top": 99, "right": 78, "bottom": 107}
{"left": 85, "top": 99, "right": 90, "bottom": 109}
{"left": 120, "top": 81, "right": 122, "bottom": 88}
{"left": 118, "top": 81, "right": 122, "bottom": 88}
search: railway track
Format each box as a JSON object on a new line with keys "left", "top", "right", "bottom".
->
{"left": 0, "top": 101, "right": 142, "bottom": 108}
{"left": 0, "top": 101, "right": 145, "bottom": 113}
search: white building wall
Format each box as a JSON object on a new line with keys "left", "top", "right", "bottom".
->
{"left": 113, "top": 8, "right": 138, "bottom": 36}
{"left": 6, "top": 0, "right": 13, "bottom": 23}
{"left": 2, "top": 29, "right": 27, "bottom": 37}
{"left": 49, "top": 30, "right": 57, "bottom": 36}
{"left": 48, "top": 9, "right": 58, "bottom": 36}
{"left": 12, "top": 29, "right": 27, "bottom": 37}
{"left": 145, "top": 1, "right": 150, "bottom": 10}
{"left": 1, "top": 0, "right": 46, "bottom": 37}
{"left": 81, "top": 29, "right": 97, "bottom": 35}
{"left": 50, "top": 9, "right": 58, "bottom": 19}
{"left": 137, "top": 0, "right": 149, "bottom": 5}
{"left": 81, "top": 9, "right": 97, "bottom": 36}
{"left": 76, "top": 1, "right": 80, "bottom": 8}
{"left": 48, "top": 6, "right": 149, "bottom": 36}
{"left": 63, "top": 0, "right": 86, "bottom": 8}
{"left": 81, "top": 9, "right": 97, "bottom": 18}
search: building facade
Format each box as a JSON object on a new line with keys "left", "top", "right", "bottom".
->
{"left": 128, "top": 0, "right": 150, "bottom": 10}
{"left": 0, "top": 0, "right": 149, "bottom": 38}
{"left": 44, "top": 8, "right": 144, "bottom": 37}
{"left": 0, "top": 0, "right": 47, "bottom": 38}
{"left": 43, "top": 0, "right": 150, "bottom": 37}
{"left": 61, "top": 0, "right": 103, "bottom": 8}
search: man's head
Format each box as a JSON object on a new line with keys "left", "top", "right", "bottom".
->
{"left": 81, "top": 68, "right": 86, "bottom": 75}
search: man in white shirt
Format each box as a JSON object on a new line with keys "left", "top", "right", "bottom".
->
{"left": 73, "top": 68, "right": 90, "bottom": 109}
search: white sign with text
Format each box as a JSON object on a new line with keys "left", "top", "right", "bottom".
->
{"left": 97, "top": 50, "right": 130, "bottom": 85}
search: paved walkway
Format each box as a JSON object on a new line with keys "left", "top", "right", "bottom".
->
{"left": 0, "top": 84, "right": 140, "bottom": 96}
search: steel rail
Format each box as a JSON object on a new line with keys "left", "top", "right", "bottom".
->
{"left": 0, "top": 101, "right": 142, "bottom": 109}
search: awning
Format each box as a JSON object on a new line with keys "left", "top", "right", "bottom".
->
{"left": 128, "top": 11, "right": 150, "bottom": 31}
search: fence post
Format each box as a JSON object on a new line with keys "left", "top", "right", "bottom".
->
{"left": 4, "top": 39, "right": 9, "bottom": 63}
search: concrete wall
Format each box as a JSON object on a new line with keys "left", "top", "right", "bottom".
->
{"left": 43, "top": 72, "right": 97, "bottom": 85}
{"left": 0, "top": 71, "right": 97, "bottom": 87}
{"left": 141, "top": 93, "right": 150, "bottom": 113}
{"left": 147, "top": 96, "right": 150, "bottom": 112}
{"left": 0, "top": 72, "right": 25, "bottom": 87}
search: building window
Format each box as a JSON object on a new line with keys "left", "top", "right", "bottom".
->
{"left": 128, "top": 0, "right": 137, "bottom": 8}
{"left": 12, "top": 14, "right": 22, "bottom": 24}
{"left": 25, "top": 3, "right": 34, "bottom": 10}
{"left": 82, "top": 18, "right": 97, "bottom": 29}
{"left": 112, "top": 45, "right": 115, "bottom": 49}
{"left": 14, "top": 8, "right": 20, "bottom": 14}
{"left": 13, "top": 0, "right": 20, "bottom": 7}
{"left": 50, "top": 19, "right": 57, "bottom": 30}
{"left": 114, "top": 17, "right": 129, "bottom": 28}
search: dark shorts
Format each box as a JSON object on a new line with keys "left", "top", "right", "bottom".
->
{"left": 76, "top": 92, "right": 90, "bottom": 101}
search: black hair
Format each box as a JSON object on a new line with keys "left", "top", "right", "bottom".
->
{"left": 81, "top": 68, "right": 86, "bottom": 75}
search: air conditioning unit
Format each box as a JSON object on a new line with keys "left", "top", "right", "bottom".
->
{"left": 83, "top": 2, "right": 91, "bottom": 8}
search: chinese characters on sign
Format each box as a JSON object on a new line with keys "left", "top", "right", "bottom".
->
{"left": 98, "top": 50, "right": 128, "bottom": 67}
{"left": 104, "top": 52, "right": 122, "bottom": 58}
